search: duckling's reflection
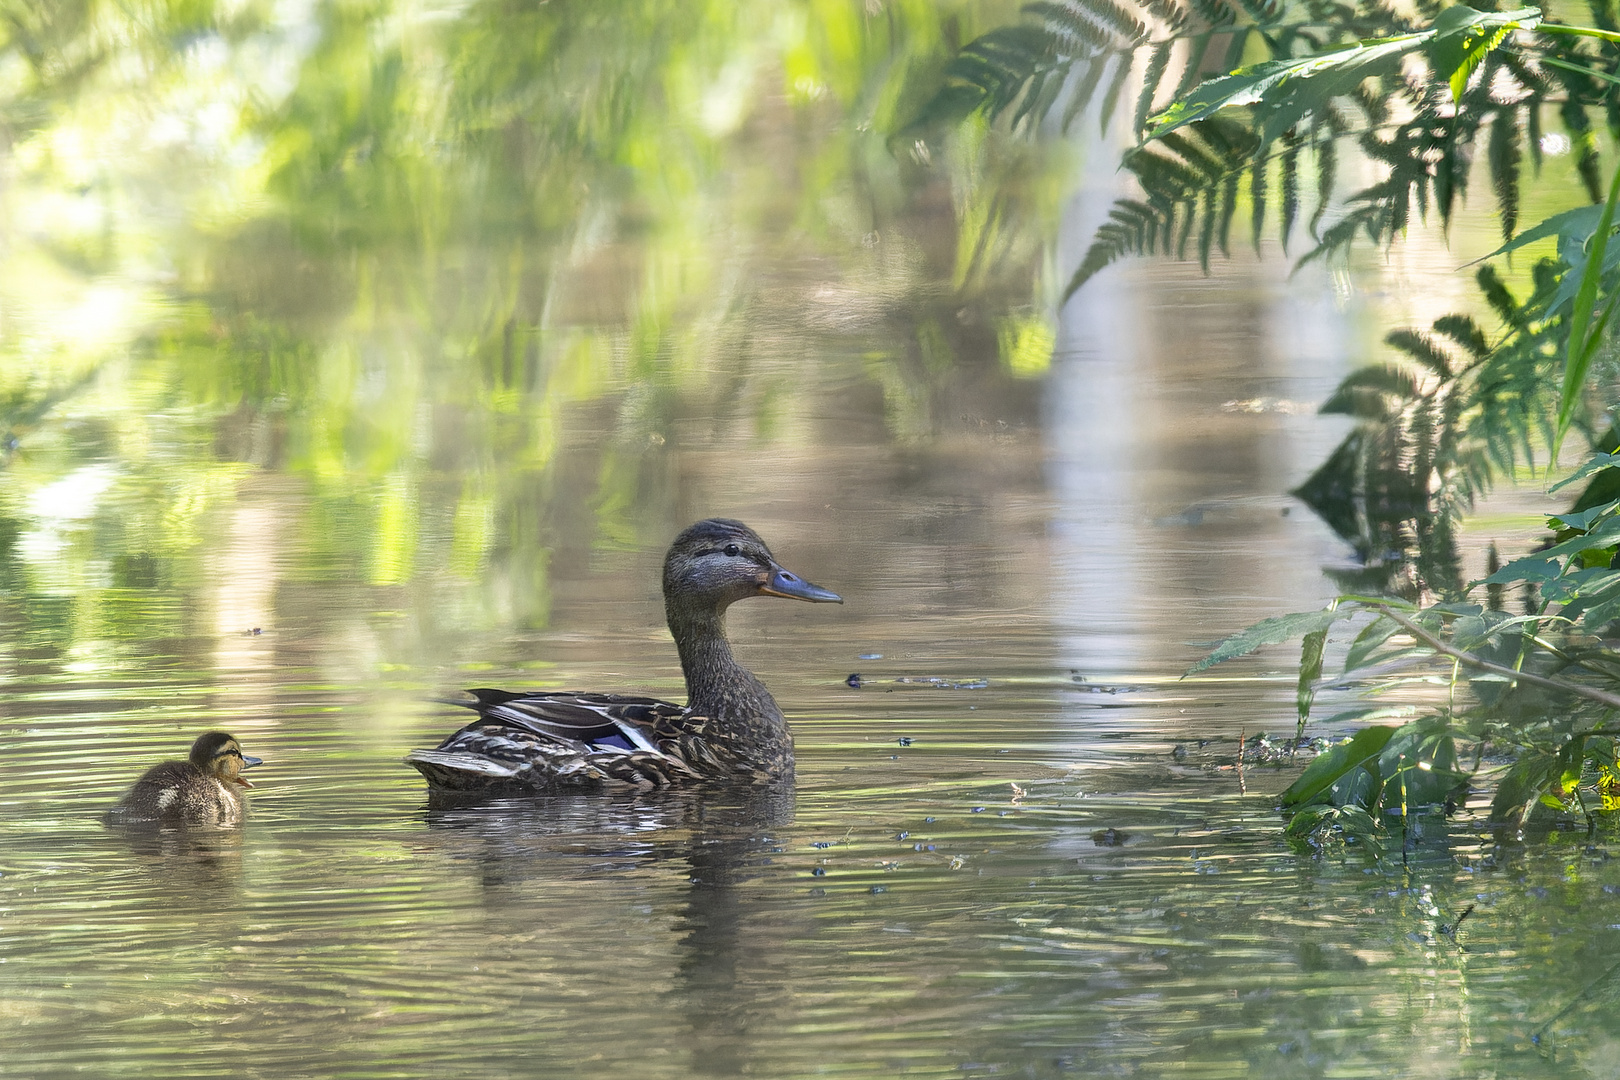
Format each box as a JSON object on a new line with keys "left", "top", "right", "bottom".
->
{"left": 103, "top": 822, "right": 247, "bottom": 906}
{"left": 420, "top": 785, "right": 797, "bottom": 1075}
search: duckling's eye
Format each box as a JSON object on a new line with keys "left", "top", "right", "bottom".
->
{"left": 723, "top": 543, "right": 741, "bottom": 557}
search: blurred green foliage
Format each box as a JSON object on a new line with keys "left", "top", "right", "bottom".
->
{"left": 0, "top": 0, "right": 1073, "bottom": 667}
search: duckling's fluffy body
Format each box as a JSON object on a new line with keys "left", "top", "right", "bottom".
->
{"left": 407, "top": 519, "right": 841, "bottom": 792}
{"left": 106, "top": 732, "right": 262, "bottom": 826}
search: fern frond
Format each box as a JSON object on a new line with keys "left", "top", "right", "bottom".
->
{"left": 1249, "top": 151, "right": 1267, "bottom": 251}
{"left": 1063, "top": 52, "right": 1109, "bottom": 131}
{"left": 1097, "top": 49, "right": 1135, "bottom": 134}
{"left": 1279, "top": 137, "right": 1299, "bottom": 253}
{"left": 1386, "top": 329, "right": 1457, "bottom": 379}
{"left": 1139, "top": 0, "right": 1190, "bottom": 32}
{"left": 1188, "top": 0, "right": 1237, "bottom": 27}
{"left": 1026, "top": 0, "right": 1149, "bottom": 49}
{"left": 1320, "top": 365, "right": 1425, "bottom": 418}
{"left": 1487, "top": 105, "right": 1523, "bottom": 241}
{"left": 1135, "top": 41, "right": 1175, "bottom": 134}
{"left": 1432, "top": 314, "right": 1491, "bottom": 360}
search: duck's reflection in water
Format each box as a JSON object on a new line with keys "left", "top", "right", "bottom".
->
{"left": 103, "top": 822, "right": 247, "bottom": 909}
{"left": 419, "top": 785, "right": 797, "bottom": 1075}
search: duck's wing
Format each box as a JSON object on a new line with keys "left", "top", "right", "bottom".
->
{"left": 460, "top": 688, "right": 689, "bottom": 752}
{"left": 405, "top": 690, "right": 701, "bottom": 792}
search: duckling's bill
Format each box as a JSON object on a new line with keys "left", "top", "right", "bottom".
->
{"left": 235, "top": 754, "right": 264, "bottom": 787}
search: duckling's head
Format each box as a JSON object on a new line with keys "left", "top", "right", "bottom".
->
{"left": 663, "top": 519, "right": 842, "bottom": 616}
{"left": 188, "top": 732, "right": 263, "bottom": 788}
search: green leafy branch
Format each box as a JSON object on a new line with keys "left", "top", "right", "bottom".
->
{"left": 905, "top": 2, "right": 1620, "bottom": 297}
{"left": 1196, "top": 452, "right": 1620, "bottom": 839}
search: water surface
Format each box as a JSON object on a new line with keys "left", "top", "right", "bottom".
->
{"left": 0, "top": 3, "right": 1611, "bottom": 1078}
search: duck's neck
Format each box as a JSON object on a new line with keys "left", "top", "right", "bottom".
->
{"left": 668, "top": 607, "right": 759, "bottom": 713}
{"left": 666, "top": 603, "right": 793, "bottom": 774}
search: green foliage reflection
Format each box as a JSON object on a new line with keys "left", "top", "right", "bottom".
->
{"left": 0, "top": 0, "right": 1070, "bottom": 664}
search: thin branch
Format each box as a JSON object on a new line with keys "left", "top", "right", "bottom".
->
{"left": 1374, "top": 605, "right": 1620, "bottom": 710}
{"left": 1538, "top": 23, "right": 1620, "bottom": 45}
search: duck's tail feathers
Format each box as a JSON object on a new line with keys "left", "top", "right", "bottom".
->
{"left": 404, "top": 749, "right": 527, "bottom": 790}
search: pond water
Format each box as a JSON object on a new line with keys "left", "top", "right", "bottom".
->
{"left": 1, "top": 3, "right": 1615, "bottom": 1078}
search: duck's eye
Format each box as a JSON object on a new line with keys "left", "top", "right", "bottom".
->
{"left": 723, "top": 543, "right": 741, "bottom": 556}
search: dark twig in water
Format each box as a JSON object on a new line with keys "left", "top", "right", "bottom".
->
{"left": 1532, "top": 953, "right": 1620, "bottom": 1050}
{"left": 1438, "top": 903, "right": 1474, "bottom": 941}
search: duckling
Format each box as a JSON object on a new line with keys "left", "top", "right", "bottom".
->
{"left": 106, "top": 732, "right": 263, "bottom": 826}
{"left": 407, "top": 518, "right": 842, "bottom": 792}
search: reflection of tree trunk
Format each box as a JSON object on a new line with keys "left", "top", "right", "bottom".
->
{"left": 672, "top": 785, "right": 793, "bottom": 1077}
{"left": 207, "top": 477, "right": 285, "bottom": 727}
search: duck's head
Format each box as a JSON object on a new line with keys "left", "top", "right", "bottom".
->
{"left": 663, "top": 519, "right": 842, "bottom": 616}
{"left": 188, "top": 732, "right": 264, "bottom": 788}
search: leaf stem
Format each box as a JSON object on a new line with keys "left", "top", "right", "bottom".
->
{"left": 1373, "top": 605, "right": 1620, "bottom": 710}
{"left": 1537, "top": 23, "right": 1620, "bottom": 45}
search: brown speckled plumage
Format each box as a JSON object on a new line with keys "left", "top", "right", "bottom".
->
{"left": 105, "top": 732, "right": 263, "bottom": 826}
{"left": 406, "top": 519, "right": 842, "bottom": 792}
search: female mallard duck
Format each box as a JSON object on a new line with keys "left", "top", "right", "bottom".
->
{"left": 406, "top": 518, "right": 842, "bottom": 792}
{"left": 105, "top": 732, "right": 263, "bottom": 826}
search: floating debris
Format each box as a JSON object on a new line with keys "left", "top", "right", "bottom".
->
{"left": 1009, "top": 782, "right": 1026, "bottom": 803}
{"left": 870, "top": 885, "right": 887, "bottom": 894}
{"left": 923, "top": 816, "right": 936, "bottom": 823}
{"left": 1092, "top": 828, "right": 1128, "bottom": 847}
{"left": 858, "top": 652, "right": 883, "bottom": 660}
{"left": 970, "top": 806, "right": 985, "bottom": 814}
{"left": 890, "top": 676, "right": 989, "bottom": 690}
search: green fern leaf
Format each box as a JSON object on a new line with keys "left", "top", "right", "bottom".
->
{"left": 1135, "top": 41, "right": 1174, "bottom": 134}
{"left": 1250, "top": 152, "right": 1267, "bottom": 252}
{"left": 1311, "top": 122, "right": 1337, "bottom": 238}
{"left": 1063, "top": 53, "right": 1109, "bottom": 132}
{"left": 1139, "top": 0, "right": 1190, "bottom": 32}
{"left": 1432, "top": 314, "right": 1490, "bottom": 360}
{"left": 1487, "top": 104, "right": 1523, "bottom": 240}
{"left": 1027, "top": 0, "right": 1148, "bottom": 48}
{"left": 1280, "top": 138, "right": 1299, "bottom": 253}
{"left": 1219, "top": 170, "right": 1238, "bottom": 255}
{"left": 1097, "top": 49, "right": 1135, "bottom": 134}
{"left": 1187, "top": 0, "right": 1237, "bottom": 27}
{"left": 1320, "top": 365, "right": 1425, "bottom": 416}
{"left": 1386, "top": 329, "right": 1456, "bottom": 378}
{"left": 1198, "top": 187, "right": 1218, "bottom": 270}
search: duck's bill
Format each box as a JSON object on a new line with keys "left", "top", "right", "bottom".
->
{"left": 761, "top": 567, "right": 843, "bottom": 603}
{"left": 236, "top": 754, "right": 264, "bottom": 787}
